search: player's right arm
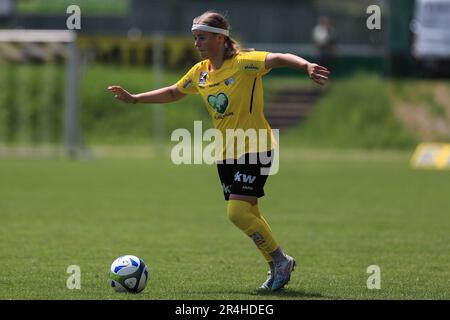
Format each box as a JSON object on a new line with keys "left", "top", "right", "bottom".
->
{"left": 107, "top": 84, "right": 186, "bottom": 104}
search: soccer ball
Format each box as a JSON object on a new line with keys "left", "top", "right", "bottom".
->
{"left": 108, "top": 255, "right": 149, "bottom": 293}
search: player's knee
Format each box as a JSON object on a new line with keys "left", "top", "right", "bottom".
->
{"left": 227, "top": 200, "right": 251, "bottom": 225}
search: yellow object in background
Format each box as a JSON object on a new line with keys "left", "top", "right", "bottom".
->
{"left": 411, "top": 143, "right": 450, "bottom": 170}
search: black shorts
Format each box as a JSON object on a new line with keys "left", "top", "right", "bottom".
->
{"left": 216, "top": 150, "right": 273, "bottom": 201}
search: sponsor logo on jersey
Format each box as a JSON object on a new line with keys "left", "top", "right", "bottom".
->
{"left": 182, "top": 79, "right": 193, "bottom": 89}
{"left": 199, "top": 72, "right": 208, "bottom": 86}
{"left": 207, "top": 92, "right": 229, "bottom": 114}
{"left": 214, "top": 111, "right": 234, "bottom": 120}
{"left": 224, "top": 77, "right": 235, "bottom": 86}
{"left": 244, "top": 64, "right": 259, "bottom": 71}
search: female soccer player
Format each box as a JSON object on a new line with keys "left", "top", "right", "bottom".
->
{"left": 108, "top": 11, "right": 330, "bottom": 291}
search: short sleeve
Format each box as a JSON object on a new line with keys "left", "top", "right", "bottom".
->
{"left": 176, "top": 65, "right": 199, "bottom": 94}
{"left": 237, "top": 51, "right": 272, "bottom": 77}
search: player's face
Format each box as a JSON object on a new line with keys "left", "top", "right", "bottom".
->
{"left": 192, "top": 31, "right": 224, "bottom": 59}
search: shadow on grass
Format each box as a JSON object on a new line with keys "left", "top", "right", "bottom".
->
{"left": 252, "top": 289, "right": 326, "bottom": 299}
{"left": 181, "top": 289, "right": 329, "bottom": 299}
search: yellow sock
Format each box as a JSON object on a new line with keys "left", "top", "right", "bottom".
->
{"left": 227, "top": 200, "right": 278, "bottom": 255}
{"left": 250, "top": 204, "right": 274, "bottom": 263}
{"left": 250, "top": 204, "right": 273, "bottom": 235}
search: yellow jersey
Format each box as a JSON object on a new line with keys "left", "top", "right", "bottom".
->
{"left": 176, "top": 51, "right": 276, "bottom": 160}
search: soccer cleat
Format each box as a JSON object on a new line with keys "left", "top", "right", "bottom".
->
{"left": 271, "top": 255, "right": 296, "bottom": 291}
{"left": 260, "top": 270, "right": 274, "bottom": 289}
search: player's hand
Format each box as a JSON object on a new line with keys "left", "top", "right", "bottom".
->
{"left": 107, "top": 86, "right": 137, "bottom": 103}
{"left": 307, "top": 63, "right": 330, "bottom": 86}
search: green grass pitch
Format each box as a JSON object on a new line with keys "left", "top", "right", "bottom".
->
{"left": 0, "top": 147, "right": 449, "bottom": 299}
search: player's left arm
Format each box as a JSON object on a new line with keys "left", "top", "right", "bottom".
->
{"left": 265, "top": 53, "right": 330, "bottom": 85}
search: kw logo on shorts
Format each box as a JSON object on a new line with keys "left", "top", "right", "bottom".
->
{"left": 222, "top": 183, "right": 231, "bottom": 194}
{"left": 234, "top": 171, "right": 256, "bottom": 184}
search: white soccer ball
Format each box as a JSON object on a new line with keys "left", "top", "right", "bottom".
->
{"left": 108, "top": 255, "right": 149, "bottom": 293}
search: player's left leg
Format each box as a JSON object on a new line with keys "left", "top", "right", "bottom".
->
{"left": 230, "top": 194, "right": 275, "bottom": 289}
{"left": 249, "top": 203, "right": 275, "bottom": 289}
{"left": 249, "top": 203, "right": 296, "bottom": 291}
{"left": 227, "top": 194, "right": 295, "bottom": 290}
{"left": 227, "top": 194, "right": 278, "bottom": 255}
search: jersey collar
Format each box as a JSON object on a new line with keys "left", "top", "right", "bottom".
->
{"left": 207, "top": 57, "right": 233, "bottom": 74}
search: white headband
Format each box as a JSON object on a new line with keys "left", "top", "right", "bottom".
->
{"left": 191, "top": 24, "right": 230, "bottom": 37}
